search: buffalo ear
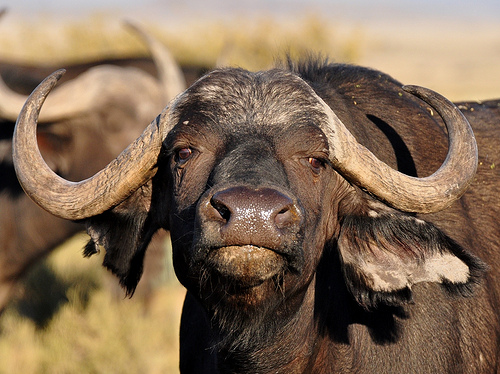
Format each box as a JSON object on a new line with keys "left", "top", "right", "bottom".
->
{"left": 337, "top": 211, "right": 486, "bottom": 310}
{"left": 83, "top": 183, "right": 159, "bottom": 296}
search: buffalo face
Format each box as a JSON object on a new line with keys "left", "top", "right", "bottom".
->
{"left": 161, "top": 69, "right": 351, "bottom": 318}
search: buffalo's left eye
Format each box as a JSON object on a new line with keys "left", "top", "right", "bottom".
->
{"left": 308, "top": 157, "right": 324, "bottom": 172}
{"left": 177, "top": 148, "right": 193, "bottom": 162}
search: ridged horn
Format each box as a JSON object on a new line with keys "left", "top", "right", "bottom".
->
{"left": 13, "top": 70, "right": 174, "bottom": 220}
{"left": 318, "top": 85, "right": 477, "bottom": 213}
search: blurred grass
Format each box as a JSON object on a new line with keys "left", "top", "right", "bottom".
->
{"left": 0, "top": 234, "right": 185, "bottom": 374}
{"left": 0, "top": 13, "right": 361, "bottom": 69}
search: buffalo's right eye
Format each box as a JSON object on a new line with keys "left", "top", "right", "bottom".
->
{"left": 177, "top": 148, "right": 193, "bottom": 162}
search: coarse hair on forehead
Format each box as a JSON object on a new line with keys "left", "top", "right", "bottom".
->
{"left": 175, "top": 67, "right": 330, "bottom": 131}
{"left": 192, "top": 67, "right": 318, "bottom": 102}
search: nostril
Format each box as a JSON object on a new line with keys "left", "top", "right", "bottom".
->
{"left": 211, "top": 197, "right": 231, "bottom": 222}
{"left": 274, "top": 205, "right": 296, "bottom": 228}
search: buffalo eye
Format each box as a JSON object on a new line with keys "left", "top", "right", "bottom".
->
{"left": 176, "top": 148, "right": 193, "bottom": 163}
{"left": 308, "top": 157, "right": 324, "bottom": 173}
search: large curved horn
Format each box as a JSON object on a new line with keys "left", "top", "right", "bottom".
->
{"left": 13, "top": 70, "right": 174, "bottom": 220}
{"left": 125, "top": 21, "right": 186, "bottom": 102}
{"left": 318, "top": 85, "right": 477, "bottom": 213}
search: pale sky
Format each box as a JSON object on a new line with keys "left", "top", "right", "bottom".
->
{"left": 4, "top": 0, "right": 500, "bottom": 23}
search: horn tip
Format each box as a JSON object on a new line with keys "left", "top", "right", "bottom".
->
{"left": 32, "top": 69, "right": 66, "bottom": 95}
{"left": 401, "top": 85, "right": 423, "bottom": 95}
{"left": 122, "top": 19, "right": 143, "bottom": 36}
{"left": 52, "top": 69, "right": 66, "bottom": 80}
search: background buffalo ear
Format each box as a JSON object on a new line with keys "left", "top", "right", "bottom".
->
{"left": 83, "top": 182, "right": 159, "bottom": 296}
{"left": 337, "top": 207, "right": 486, "bottom": 310}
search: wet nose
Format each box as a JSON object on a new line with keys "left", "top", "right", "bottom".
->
{"left": 206, "top": 186, "right": 302, "bottom": 247}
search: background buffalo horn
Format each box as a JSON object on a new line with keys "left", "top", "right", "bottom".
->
{"left": 0, "top": 67, "right": 126, "bottom": 121}
{"left": 318, "top": 85, "right": 478, "bottom": 213}
{"left": 13, "top": 70, "right": 169, "bottom": 220}
{"left": 125, "top": 21, "right": 186, "bottom": 102}
{"left": 0, "top": 22, "right": 184, "bottom": 122}
{"left": 0, "top": 77, "right": 33, "bottom": 120}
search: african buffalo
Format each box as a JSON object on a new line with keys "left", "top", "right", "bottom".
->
{"left": 0, "top": 23, "right": 185, "bottom": 311}
{"left": 12, "top": 58, "right": 500, "bottom": 372}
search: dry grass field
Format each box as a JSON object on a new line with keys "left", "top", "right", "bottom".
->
{"left": 0, "top": 10, "right": 498, "bottom": 374}
{"left": 357, "top": 20, "right": 500, "bottom": 101}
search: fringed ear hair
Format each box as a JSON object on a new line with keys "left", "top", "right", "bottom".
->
{"left": 338, "top": 210, "right": 486, "bottom": 310}
{"left": 84, "top": 184, "right": 160, "bottom": 296}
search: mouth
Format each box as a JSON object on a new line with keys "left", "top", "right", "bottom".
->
{"left": 207, "top": 245, "right": 284, "bottom": 289}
